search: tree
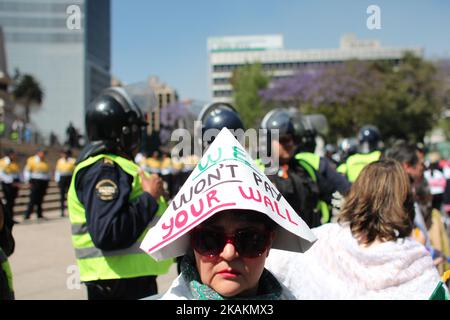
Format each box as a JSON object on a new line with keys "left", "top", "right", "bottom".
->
{"left": 261, "top": 53, "right": 448, "bottom": 144}
{"left": 231, "top": 63, "right": 270, "bottom": 128}
{"left": 12, "top": 70, "right": 44, "bottom": 124}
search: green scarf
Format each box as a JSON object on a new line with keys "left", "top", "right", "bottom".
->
{"left": 180, "top": 255, "right": 283, "bottom": 300}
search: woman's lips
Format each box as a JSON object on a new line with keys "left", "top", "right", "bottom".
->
{"left": 217, "top": 268, "right": 241, "bottom": 278}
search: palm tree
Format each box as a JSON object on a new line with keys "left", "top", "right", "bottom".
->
{"left": 12, "top": 71, "right": 44, "bottom": 124}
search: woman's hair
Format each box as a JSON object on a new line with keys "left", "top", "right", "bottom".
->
{"left": 338, "top": 159, "right": 415, "bottom": 245}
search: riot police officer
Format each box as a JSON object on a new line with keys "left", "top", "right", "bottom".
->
{"left": 260, "top": 108, "right": 350, "bottom": 227}
{"left": 337, "top": 125, "right": 382, "bottom": 183}
{"left": 68, "top": 87, "right": 172, "bottom": 300}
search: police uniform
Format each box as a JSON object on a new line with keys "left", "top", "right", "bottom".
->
{"left": 24, "top": 154, "right": 50, "bottom": 219}
{"left": 295, "top": 152, "right": 351, "bottom": 224}
{"left": 55, "top": 155, "right": 76, "bottom": 217}
{"left": 68, "top": 86, "right": 172, "bottom": 300}
{"left": 69, "top": 155, "right": 172, "bottom": 300}
{"left": 337, "top": 125, "right": 382, "bottom": 183}
{"left": 0, "top": 247, "right": 14, "bottom": 300}
{"left": 260, "top": 108, "right": 351, "bottom": 227}
{"left": 337, "top": 150, "right": 382, "bottom": 182}
{"left": 0, "top": 156, "right": 21, "bottom": 228}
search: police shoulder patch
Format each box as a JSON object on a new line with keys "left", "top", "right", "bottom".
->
{"left": 95, "top": 179, "right": 118, "bottom": 201}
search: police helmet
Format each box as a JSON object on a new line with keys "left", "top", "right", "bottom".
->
{"left": 197, "top": 102, "right": 244, "bottom": 147}
{"left": 86, "top": 87, "right": 148, "bottom": 157}
{"left": 339, "top": 137, "right": 358, "bottom": 158}
{"left": 199, "top": 102, "right": 244, "bottom": 133}
{"left": 260, "top": 108, "right": 296, "bottom": 139}
{"left": 358, "top": 125, "right": 381, "bottom": 153}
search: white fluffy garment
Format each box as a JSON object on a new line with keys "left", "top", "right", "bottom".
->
{"left": 266, "top": 223, "right": 447, "bottom": 300}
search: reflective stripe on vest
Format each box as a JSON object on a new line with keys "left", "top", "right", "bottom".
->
{"left": 0, "top": 248, "right": 14, "bottom": 296}
{"left": 345, "top": 151, "right": 381, "bottom": 182}
{"left": 68, "top": 154, "right": 172, "bottom": 282}
{"left": 295, "top": 153, "right": 320, "bottom": 172}
{"left": 295, "top": 153, "right": 330, "bottom": 224}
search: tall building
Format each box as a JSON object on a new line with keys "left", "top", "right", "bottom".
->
{"left": 147, "top": 76, "right": 178, "bottom": 133}
{"left": 0, "top": 0, "right": 111, "bottom": 143}
{"left": 208, "top": 34, "right": 423, "bottom": 103}
{"left": 0, "top": 26, "right": 12, "bottom": 134}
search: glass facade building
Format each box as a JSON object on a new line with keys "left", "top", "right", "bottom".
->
{"left": 0, "top": 0, "right": 110, "bottom": 142}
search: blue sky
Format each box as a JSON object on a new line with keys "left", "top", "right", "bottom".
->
{"left": 112, "top": 0, "right": 450, "bottom": 101}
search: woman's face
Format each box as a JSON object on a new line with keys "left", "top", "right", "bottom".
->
{"left": 192, "top": 212, "right": 274, "bottom": 298}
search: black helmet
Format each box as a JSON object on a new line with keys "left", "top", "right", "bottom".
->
{"left": 198, "top": 102, "right": 244, "bottom": 147}
{"left": 261, "top": 108, "right": 318, "bottom": 153}
{"left": 339, "top": 137, "right": 358, "bottom": 159}
{"left": 260, "top": 108, "right": 296, "bottom": 138}
{"left": 199, "top": 102, "right": 244, "bottom": 133}
{"left": 358, "top": 125, "right": 380, "bottom": 153}
{"left": 85, "top": 87, "right": 147, "bottom": 158}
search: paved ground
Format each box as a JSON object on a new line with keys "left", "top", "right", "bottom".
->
{"left": 8, "top": 210, "right": 178, "bottom": 300}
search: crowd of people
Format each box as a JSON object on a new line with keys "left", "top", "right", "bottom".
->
{"left": 0, "top": 87, "right": 449, "bottom": 300}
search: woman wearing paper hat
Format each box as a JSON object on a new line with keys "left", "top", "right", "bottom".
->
{"left": 141, "top": 128, "right": 317, "bottom": 300}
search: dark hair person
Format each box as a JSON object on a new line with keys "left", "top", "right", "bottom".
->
{"left": 267, "top": 160, "right": 448, "bottom": 299}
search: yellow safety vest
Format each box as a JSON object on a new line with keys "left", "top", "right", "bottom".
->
{"left": 0, "top": 248, "right": 14, "bottom": 299}
{"left": 295, "top": 152, "right": 330, "bottom": 224}
{"left": 68, "top": 154, "right": 172, "bottom": 282}
{"left": 56, "top": 157, "right": 76, "bottom": 175}
{"left": 338, "top": 151, "right": 381, "bottom": 182}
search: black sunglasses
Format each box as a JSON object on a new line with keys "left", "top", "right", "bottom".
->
{"left": 190, "top": 228, "right": 272, "bottom": 259}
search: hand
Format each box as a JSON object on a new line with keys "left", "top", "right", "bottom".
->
{"left": 139, "top": 171, "right": 163, "bottom": 200}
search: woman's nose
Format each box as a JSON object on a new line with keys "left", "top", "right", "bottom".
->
{"left": 220, "top": 242, "right": 238, "bottom": 260}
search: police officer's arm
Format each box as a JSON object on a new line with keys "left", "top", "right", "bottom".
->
{"left": 75, "top": 160, "right": 159, "bottom": 250}
{"left": 318, "top": 157, "right": 351, "bottom": 203}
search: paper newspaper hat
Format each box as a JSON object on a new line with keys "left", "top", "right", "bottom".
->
{"left": 140, "top": 128, "right": 317, "bottom": 261}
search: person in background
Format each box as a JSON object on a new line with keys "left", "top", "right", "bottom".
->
{"left": 23, "top": 148, "right": 50, "bottom": 220}
{"left": 337, "top": 125, "right": 382, "bottom": 183}
{"left": 385, "top": 141, "right": 428, "bottom": 244}
{"left": 424, "top": 152, "right": 446, "bottom": 211}
{"left": 0, "top": 149, "right": 21, "bottom": 228}
{"left": 415, "top": 179, "right": 450, "bottom": 277}
{"left": 259, "top": 108, "right": 350, "bottom": 227}
{"left": 55, "top": 148, "right": 76, "bottom": 217}
{"left": 144, "top": 151, "right": 161, "bottom": 176}
{"left": 266, "top": 160, "right": 448, "bottom": 300}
